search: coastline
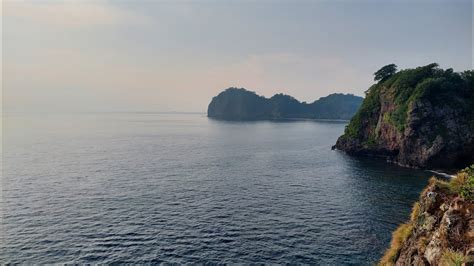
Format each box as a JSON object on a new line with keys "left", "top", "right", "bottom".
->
{"left": 208, "top": 116, "right": 351, "bottom": 123}
{"left": 425, "top": 170, "right": 456, "bottom": 179}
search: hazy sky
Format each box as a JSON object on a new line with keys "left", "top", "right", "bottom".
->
{"left": 3, "top": 0, "right": 473, "bottom": 113}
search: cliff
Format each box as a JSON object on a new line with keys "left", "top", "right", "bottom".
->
{"left": 207, "top": 88, "right": 363, "bottom": 121}
{"left": 334, "top": 63, "right": 474, "bottom": 170}
{"left": 379, "top": 165, "right": 474, "bottom": 265}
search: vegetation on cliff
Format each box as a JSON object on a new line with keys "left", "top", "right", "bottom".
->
{"left": 335, "top": 63, "right": 474, "bottom": 169}
{"left": 379, "top": 165, "right": 474, "bottom": 265}
{"left": 207, "top": 88, "right": 363, "bottom": 121}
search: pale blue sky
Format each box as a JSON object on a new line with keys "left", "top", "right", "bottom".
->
{"left": 3, "top": 0, "right": 473, "bottom": 112}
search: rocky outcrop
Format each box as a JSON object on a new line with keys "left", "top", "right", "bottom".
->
{"left": 379, "top": 166, "right": 474, "bottom": 265}
{"left": 334, "top": 64, "right": 474, "bottom": 170}
{"left": 207, "top": 87, "right": 363, "bottom": 121}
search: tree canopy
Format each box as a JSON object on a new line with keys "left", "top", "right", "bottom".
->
{"left": 374, "top": 64, "right": 397, "bottom": 82}
{"left": 207, "top": 88, "right": 363, "bottom": 120}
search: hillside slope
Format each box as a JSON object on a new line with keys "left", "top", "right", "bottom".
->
{"left": 207, "top": 88, "right": 363, "bottom": 120}
{"left": 334, "top": 64, "right": 474, "bottom": 169}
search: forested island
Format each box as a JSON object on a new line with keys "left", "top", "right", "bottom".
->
{"left": 207, "top": 88, "right": 363, "bottom": 121}
{"left": 334, "top": 63, "right": 474, "bottom": 170}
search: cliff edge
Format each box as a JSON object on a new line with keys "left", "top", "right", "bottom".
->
{"left": 379, "top": 166, "right": 474, "bottom": 265}
{"left": 334, "top": 63, "right": 474, "bottom": 170}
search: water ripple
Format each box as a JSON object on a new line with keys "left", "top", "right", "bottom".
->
{"left": 1, "top": 113, "right": 431, "bottom": 264}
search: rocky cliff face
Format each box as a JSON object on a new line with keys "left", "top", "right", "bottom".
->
{"left": 207, "top": 87, "right": 363, "bottom": 121}
{"left": 334, "top": 64, "right": 474, "bottom": 170}
{"left": 379, "top": 166, "right": 474, "bottom": 265}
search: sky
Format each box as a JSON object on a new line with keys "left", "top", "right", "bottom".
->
{"left": 2, "top": 0, "right": 473, "bottom": 113}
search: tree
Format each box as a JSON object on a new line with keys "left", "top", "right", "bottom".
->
{"left": 374, "top": 64, "right": 397, "bottom": 82}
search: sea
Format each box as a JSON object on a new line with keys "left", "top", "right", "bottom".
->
{"left": 1, "top": 112, "right": 432, "bottom": 264}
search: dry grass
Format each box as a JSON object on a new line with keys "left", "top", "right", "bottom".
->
{"left": 379, "top": 223, "right": 413, "bottom": 266}
{"left": 428, "top": 165, "right": 474, "bottom": 201}
{"left": 439, "top": 249, "right": 467, "bottom": 266}
{"left": 410, "top": 202, "right": 420, "bottom": 223}
{"left": 379, "top": 182, "right": 424, "bottom": 265}
{"left": 440, "top": 165, "right": 474, "bottom": 200}
{"left": 449, "top": 171, "right": 468, "bottom": 193}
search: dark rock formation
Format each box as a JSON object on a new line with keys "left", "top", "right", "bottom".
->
{"left": 207, "top": 88, "right": 363, "bottom": 121}
{"left": 334, "top": 64, "right": 474, "bottom": 170}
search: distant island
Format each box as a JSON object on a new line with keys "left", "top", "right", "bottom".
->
{"left": 207, "top": 88, "right": 363, "bottom": 121}
{"left": 334, "top": 63, "right": 474, "bottom": 170}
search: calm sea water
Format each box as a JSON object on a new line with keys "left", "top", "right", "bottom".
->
{"left": 1, "top": 113, "right": 431, "bottom": 264}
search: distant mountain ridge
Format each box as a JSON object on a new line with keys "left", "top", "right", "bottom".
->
{"left": 207, "top": 88, "right": 363, "bottom": 121}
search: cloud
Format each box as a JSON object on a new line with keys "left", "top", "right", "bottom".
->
{"left": 4, "top": 1, "right": 151, "bottom": 28}
{"left": 3, "top": 1, "right": 470, "bottom": 112}
{"left": 4, "top": 45, "right": 370, "bottom": 112}
{"left": 197, "top": 53, "right": 369, "bottom": 101}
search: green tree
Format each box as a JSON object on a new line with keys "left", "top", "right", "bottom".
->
{"left": 374, "top": 64, "right": 397, "bottom": 82}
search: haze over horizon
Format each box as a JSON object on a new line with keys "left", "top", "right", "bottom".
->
{"left": 3, "top": 0, "right": 473, "bottom": 113}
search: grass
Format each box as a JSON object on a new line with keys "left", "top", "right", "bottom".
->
{"left": 436, "top": 165, "right": 474, "bottom": 200}
{"left": 440, "top": 249, "right": 468, "bottom": 266}
{"left": 379, "top": 223, "right": 413, "bottom": 266}
{"left": 431, "top": 165, "right": 474, "bottom": 201}
{"left": 410, "top": 202, "right": 420, "bottom": 223}
{"left": 379, "top": 201, "right": 420, "bottom": 265}
{"left": 453, "top": 165, "right": 474, "bottom": 200}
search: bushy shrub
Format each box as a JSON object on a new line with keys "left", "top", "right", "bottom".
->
{"left": 453, "top": 165, "right": 474, "bottom": 200}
